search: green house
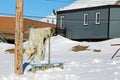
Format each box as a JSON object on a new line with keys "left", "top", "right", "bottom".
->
{"left": 56, "top": 0, "right": 120, "bottom": 40}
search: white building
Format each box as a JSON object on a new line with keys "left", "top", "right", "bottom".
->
{"left": 40, "top": 13, "right": 56, "bottom": 24}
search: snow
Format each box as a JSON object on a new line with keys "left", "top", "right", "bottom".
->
{"left": 0, "top": 35, "right": 120, "bottom": 80}
{"left": 60, "top": 0, "right": 120, "bottom": 11}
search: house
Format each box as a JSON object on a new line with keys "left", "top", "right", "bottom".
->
{"left": 0, "top": 16, "right": 56, "bottom": 43}
{"left": 40, "top": 13, "right": 56, "bottom": 24}
{"left": 56, "top": 0, "right": 120, "bottom": 40}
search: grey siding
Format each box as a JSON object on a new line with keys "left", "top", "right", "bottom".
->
{"left": 57, "top": 8, "right": 109, "bottom": 39}
{"left": 109, "top": 8, "right": 120, "bottom": 38}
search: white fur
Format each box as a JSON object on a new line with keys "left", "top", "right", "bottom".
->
{"left": 25, "top": 27, "right": 53, "bottom": 61}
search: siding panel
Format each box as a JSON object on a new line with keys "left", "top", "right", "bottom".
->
{"left": 57, "top": 8, "right": 109, "bottom": 39}
{"left": 110, "top": 8, "right": 120, "bottom": 38}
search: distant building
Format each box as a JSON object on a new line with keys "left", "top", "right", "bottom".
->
{"left": 40, "top": 13, "right": 56, "bottom": 24}
{"left": 0, "top": 16, "right": 56, "bottom": 42}
{"left": 56, "top": 0, "right": 120, "bottom": 40}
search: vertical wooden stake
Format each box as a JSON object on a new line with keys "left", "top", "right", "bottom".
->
{"left": 15, "top": 0, "right": 24, "bottom": 75}
{"left": 48, "top": 37, "right": 51, "bottom": 64}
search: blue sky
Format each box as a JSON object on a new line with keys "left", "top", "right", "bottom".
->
{"left": 0, "top": 0, "right": 74, "bottom": 20}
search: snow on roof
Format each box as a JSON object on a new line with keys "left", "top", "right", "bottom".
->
{"left": 60, "top": 0, "right": 120, "bottom": 11}
{"left": 40, "top": 0, "right": 120, "bottom": 24}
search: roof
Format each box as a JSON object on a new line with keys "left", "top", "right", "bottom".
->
{"left": 57, "top": 5, "right": 120, "bottom": 14}
{"left": 59, "top": 0, "right": 120, "bottom": 11}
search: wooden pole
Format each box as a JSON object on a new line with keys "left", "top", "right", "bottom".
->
{"left": 111, "top": 48, "right": 120, "bottom": 59}
{"left": 48, "top": 37, "right": 51, "bottom": 64}
{"left": 15, "top": 0, "right": 24, "bottom": 75}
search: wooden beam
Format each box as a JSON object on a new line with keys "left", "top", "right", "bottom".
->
{"left": 15, "top": 0, "right": 24, "bottom": 75}
{"left": 111, "top": 48, "right": 120, "bottom": 59}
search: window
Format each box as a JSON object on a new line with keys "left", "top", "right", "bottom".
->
{"left": 47, "top": 20, "right": 49, "bottom": 23}
{"left": 96, "top": 12, "right": 101, "bottom": 24}
{"left": 60, "top": 16, "right": 64, "bottom": 29}
{"left": 84, "top": 13, "right": 88, "bottom": 25}
{"left": 52, "top": 20, "right": 54, "bottom": 24}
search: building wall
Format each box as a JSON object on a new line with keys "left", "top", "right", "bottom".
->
{"left": 0, "top": 16, "right": 56, "bottom": 40}
{"left": 109, "top": 8, "right": 120, "bottom": 38}
{"left": 57, "top": 8, "right": 109, "bottom": 39}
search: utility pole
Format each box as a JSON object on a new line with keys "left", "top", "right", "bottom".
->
{"left": 15, "top": 0, "right": 24, "bottom": 75}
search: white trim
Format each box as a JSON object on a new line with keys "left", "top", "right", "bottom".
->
{"left": 60, "top": 16, "right": 64, "bottom": 29}
{"left": 96, "top": 12, "right": 101, "bottom": 24}
{"left": 83, "top": 13, "right": 88, "bottom": 25}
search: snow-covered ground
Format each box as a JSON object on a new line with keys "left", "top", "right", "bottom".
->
{"left": 0, "top": 35, "right": 120, "bottom": 80}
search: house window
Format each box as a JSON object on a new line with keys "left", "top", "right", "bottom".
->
{"left": 60, "top": 16, "right": 64, "bottom": 29}
{"left": 96, "top": 12, "right": 101, "bottom": 24}
{"left": 52, "top": 20, "right": 54, "bottom": 24}
{"left": 84, "top": 13, "right": 88, "bottom": 25}
{"left": 47, "top": 20, "right": 49, "bottom": 23}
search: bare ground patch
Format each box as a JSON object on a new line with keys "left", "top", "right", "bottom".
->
{"left": 93, "top": 49, "right": 101, "bottom": 52}
{"left": 71, "top": 45, "right": 102, "bottom": 53}
{"left": 111, "top": 44, "right": 120, "bottom": 46}
{"left": 71, "top": 45, "right": 89, "bottom": 52}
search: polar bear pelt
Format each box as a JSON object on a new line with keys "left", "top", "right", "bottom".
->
{"left": 25, "top": 27, "right": 54, "bottom": 61}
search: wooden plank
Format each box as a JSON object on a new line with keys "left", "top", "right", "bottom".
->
{"left": 111, "top": 48, "right": 120, "bottom": 59}
{"left": 0, "top": 30, "right": 29, "bottom": 40}
{"left": 31, "top": 63, "right": 64, "bottom": 73}
{"left": 0, "top": 30, "right": 15, "bottom": 33}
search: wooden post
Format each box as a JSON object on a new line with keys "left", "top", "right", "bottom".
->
{"left": 15, "top": 0, "right": 24, "bottom": 75}
{"left": 48, "top": 37, "right": 51, "bottom": 64}
{"left": 111, "top": 48, "right": 120, "bottom": 59}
